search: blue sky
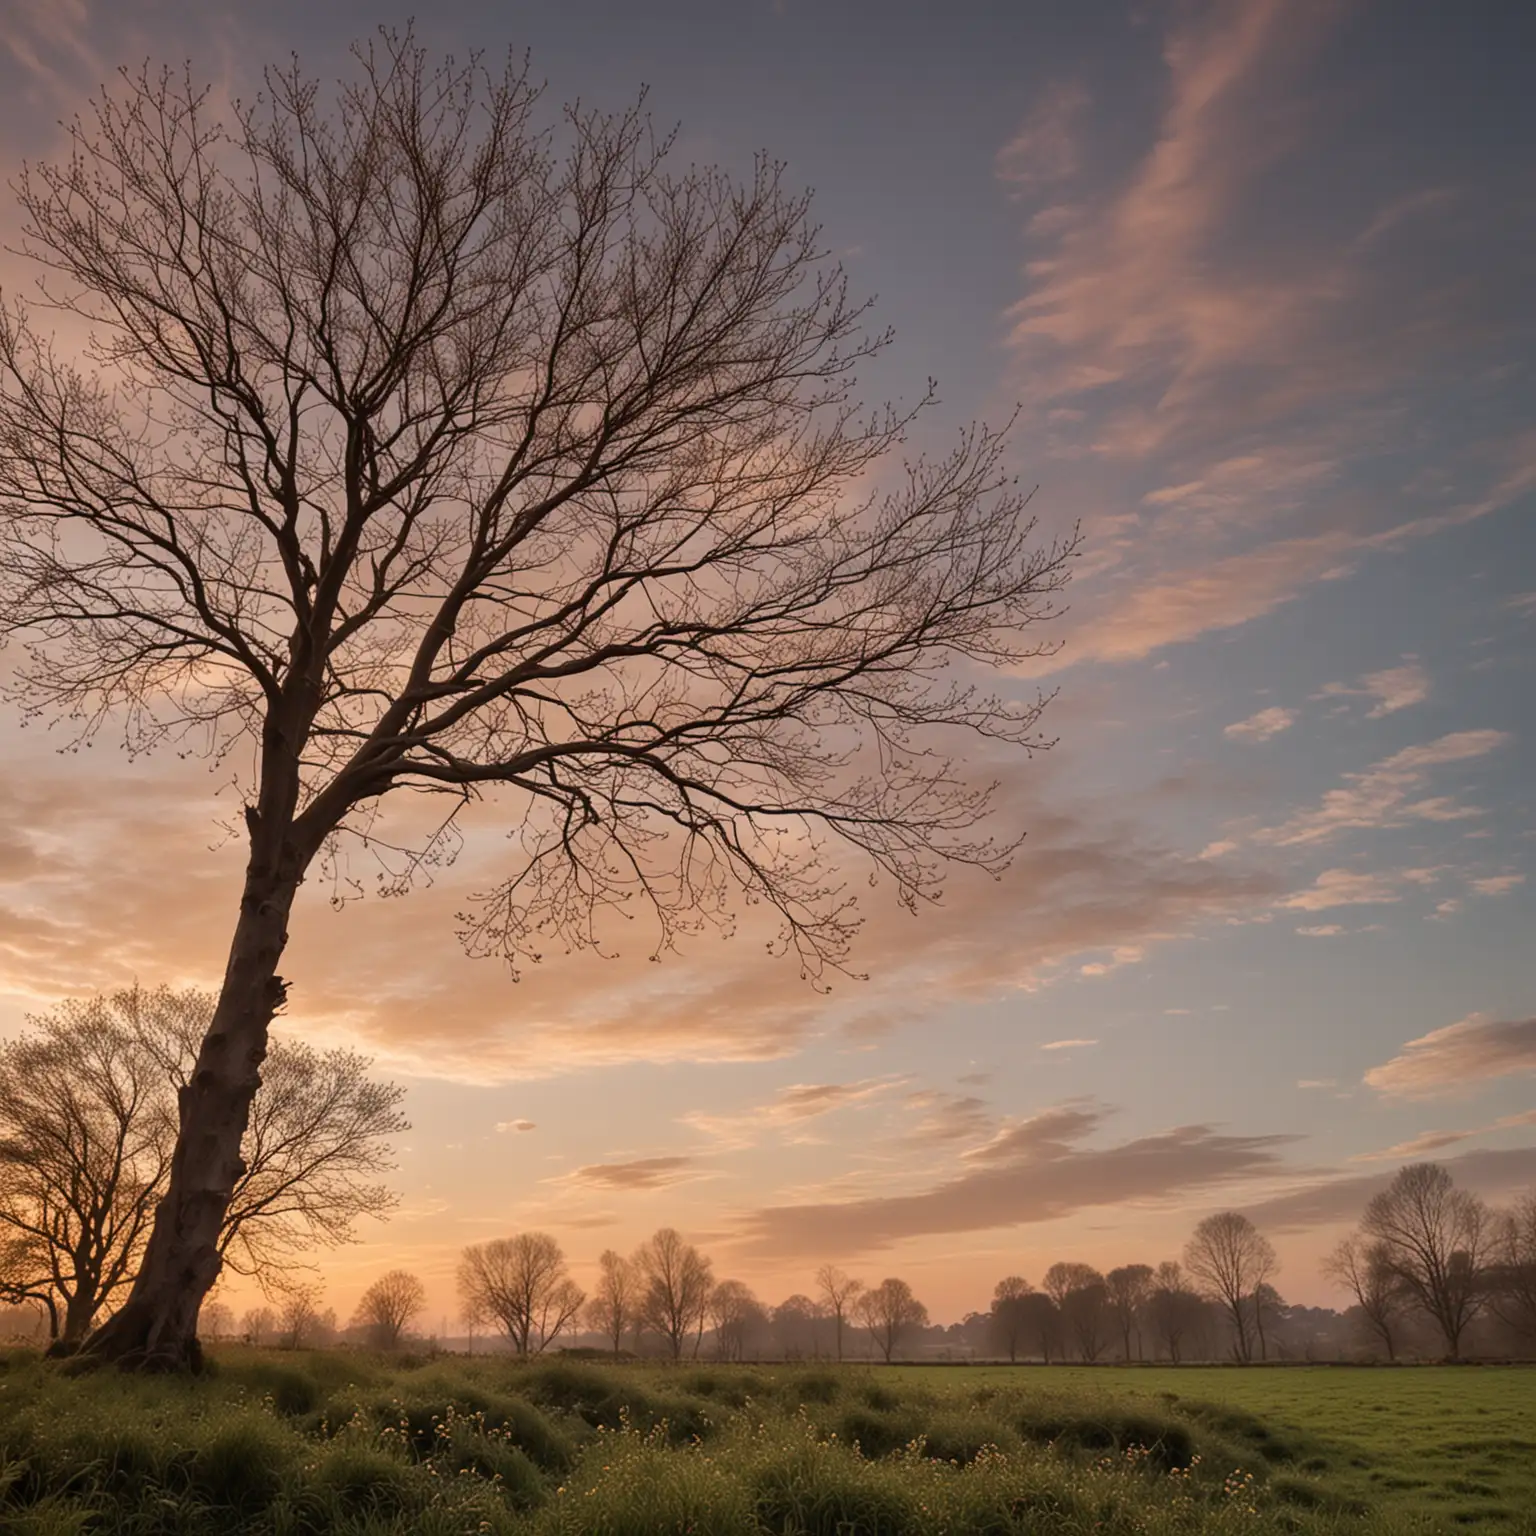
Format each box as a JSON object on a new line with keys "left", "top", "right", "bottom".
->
{"left": 0, "top": 0, "right": 1532, "bottom": 1322}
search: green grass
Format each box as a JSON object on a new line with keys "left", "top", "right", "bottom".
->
{"left": 1, "top": 1348, "right": 1531, "bottom": 1535}
{"left": 892, "top": 1364, "right": 1536, "bottom": 1532}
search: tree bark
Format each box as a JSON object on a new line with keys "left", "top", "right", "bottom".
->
{"left": 77, "top": 830, "right": 302, "bottom": 1370}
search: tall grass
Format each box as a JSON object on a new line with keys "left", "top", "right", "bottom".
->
{"left": 0, "top": 1348, "right": 1502, "bottom": 1534}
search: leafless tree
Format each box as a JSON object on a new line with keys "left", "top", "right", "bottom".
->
{"left": 1252, "top": 1281, "right": 1283, "bottom": 1363}
{"left": 1146, "top": 1260, "right": 1204, "bottom": 1364}
{"left": 815, "top": 1263, "right": 865, "bottom": 1362}
{"left": 0, "top": 987, "right": 405, "bottom": 1346}
{"left": 770, "top": 1293, "right": 826, "bottom": 1360}
{"left": 637, "top": 1228, "right": 714, "bottom": 1360}
{"left": 708, "top": 1278, "right": 764, "bottom": 1361}
{"left": 584, "top": 1247, "right": 635, "bottom": 1356}
{"left": 1361, "top": 1163, "right": 1490, "bottom": 1358}
{"left": 1184, "top": 1213, "right": 1276, "bottom": 1363}
{"left": 1015, "top": 1291, "right": 1061, "bottom": 1364}
{"left": 457, "top": 1232, "right": 585, "bottom": 1355}
{"left": 1489, "top": 1192, "right": 1536, "bottom": 1345}
{"left": 1105, "top": 1263, "right": 1154, "bottom": 1362}
{"left": 166, "top": 1031, "right": 409, "bottom": 1289}
{"left": 0, "top": 31, "right": 1073, "bottom": 1369}
{"left": 0, "top": 1001, "right": 175, "bottom": 1345}
{"left": 275, "top": 1282, "right": 325, "bottom": 1349}
{"left": 1043, "top": 1262, "right": 1109, "bottom": 1362}
{"left": 199, "top": 1300, "right": 234, "bottom": 1341}
{"left": 987, "top": 1274, "right": 1033, "bottom": 1363}
{"left": 1323, "top": 1236, "right": 1405, "bottom": 1360}
{"left": 855, "top": 1276, "right": 928, "bottom": 1363}
{"left": 240, "top": 1304, "right": 275, "bottom": 1346}
{"left": 351, "top": 1268, "right": 425, "bottom": 1348}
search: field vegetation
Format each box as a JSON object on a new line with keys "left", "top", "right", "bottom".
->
{"left": 3, "top": 1350, "right": 1532, "bottom": 1536}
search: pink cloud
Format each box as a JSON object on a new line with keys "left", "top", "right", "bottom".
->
{"left": 1364, "top": 1014, "right": 1536, "bottom": 1101}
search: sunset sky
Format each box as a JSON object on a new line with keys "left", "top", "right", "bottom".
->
{"left": 1, "top": 0, "right": 1533, "bottom": 1330}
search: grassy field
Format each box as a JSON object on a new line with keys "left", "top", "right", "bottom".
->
{"left": 1, "top": 1349, "right": 1532, "bottom": 1535}
{"left": 896, "top": 1365, "right": 1536, "bottom": 1532}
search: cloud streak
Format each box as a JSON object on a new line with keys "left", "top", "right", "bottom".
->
{"left": 1364, "top": 1015, "right": 1536, "bottom": 1100}
{"left": 732, "top": 1101, "right": 1295, "bottom": 1258}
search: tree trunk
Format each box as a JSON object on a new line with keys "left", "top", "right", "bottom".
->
{"left": 78, "top": 842, "right": 302, "bottom": 1371}
{"left": 59, "top": 1282, "right": 98, "bottom": 1347}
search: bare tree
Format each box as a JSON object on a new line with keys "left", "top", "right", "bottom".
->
{"left": 0, "top": 32, "right": 1073, "bottom": 1369}
{"left": 987, "top": 1274, "right": 1033, "bottom": 1363}
{"left": 275, "top": 1282, "right": 324, "bottom": 1349}
{"left": 1489, "top": 1192, "right": 1536, "bottom": 1345}
{"left": 457, "top": 1232, "right": 585, "bottom": 1355}
{"left": 1042, "top": 1262, "right": 1109, "bottom": 1362}
{"left": 708, "top": 1278, "right": 764, "bottom": 1361}
{"left": 815, "top": 1264, "right": 865, "bottom": 1362}
{"left": 351, "top": 1268, "right": 425, "bottom": 1348}
{"left": 199, "top": 1300, "right": 234, "bottom": 1341}
{"left": 637, "top": 1228, "right": 714, "bottom": 1360}
{"left": 0, "top": 1001, "right": 175, "bottom": 1345}
{"left": 1184, "top": 1213, "right": 1276, "bottom": 1363}
{"left": 0, "top": 987, "right": 405, "bottom": 1346}
{"left": 1252, "top": 1281, "right": 1283, "bottom": 1363}
{"left": 855, "top": 1276, "right": 928, "bottom": 1363}
{"left": 1323, "top": 1236, "right": 1405, "bottom": 1360}
{"left": 1105, "top": 1264, "right": 1154, "bottom": 1362}
{"left": 584, "top": 1248, "right": 635, "bottom": 1356}
{"left": 1362, "top": 1163, "right": 1490, "bottom": 1359}
{"left": 1146, "top": 1260, "right": 1204, "bottom": 1364}
{"left": 770, "top": 1293, "right": 826, "bottom": 1360}
{"left": 1016, "top": 1291, "right": 1061, "bottom": 1364}
{"left": 240, "top": 1305, "right": 275, "bottom": 1346}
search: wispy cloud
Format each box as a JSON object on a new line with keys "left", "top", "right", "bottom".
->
{"left": 496, "top": 1119, "right": 537, "bottom": 1134}
{"left": 566, "top": 1156, "right": 698, "bottom": 1192}
{"left": 1364, "top": 1014, "right": 1536, "bottom": 1100}
{"left": 1317, "top": 662, "right": 1430, "bottom": 717}
{"left": 1040, "top": 1038, "right": 1098, "bottom": 1051}
{"left": 1225, "top": 707, "right": 1297, "bottom": 743}
{"left": 1280, "top": 869, "right": 1404, "bottom": 912}
{"left": 996, "top": 81, "right": 1090, "bottom": 195}
{"left": 682, "top": 1078, "right": 901, "bottom": 1149}
{"left": 1259, "top": 731, "right": 1508, "bottom": 847}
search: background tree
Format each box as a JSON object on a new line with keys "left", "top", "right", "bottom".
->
{"left": 351, "top": 1269, "right": 425, "bottom": 1349}
{"left": 637, "top": 1228, "right": 714, "bottom": 1360}
{"left": 815, "top": 1265, "right": 865, "bottom": 1362}
{"left": 1324, "top": 1236, "right": 1405, "bottom": 1360}
{"left": 1041, "top": 1262, "right": 1108, "bottom": 1363}
{"left": 771, "top": 1293, "right": 826, "bottom": 1360}
{"left": 275, "top": 1283, "right": 325, "bottom": 1349}
{"left": 0, "top": 31, "right": 1072, "bottom": 1370}
{"left": 1361, "top": 1163, "right": 1490, "bottom": 1358}
{"left": 457, "top": 1233, "right": 584, "bottom": 1356}
{"left": 1252, "top": 1281, "right": 1283, "bottom": 1363}
{"left": 0, "top": 1000, "right": 175, "bottom": 1345}
{"left": 987, "top": 1275, "right": 1033, "bottom": 1363}
{"left": 199, "top": 1301, "right": 234, "bottom": 1342}
{"left": 708, "top": 1279, "right": 765, "bottom": 1361}
{"left": 1489, "top": 1192, "right": 1536, "bottom": 1345}
{"left": 584, "top": 1248, "right": 635, "bottom": 1357}
{"left": 0, "top": 987, "right": 405, "bottom": 1345}
{"left": 240, "top": 1305, "right": 275, "bottom": 1346}
{"left": 1146, "top": 1261, "right": 1205, "bottom": 1364}
{"left": 1016, "top": 1291, "right": 1061, "bottom": 1364}
{"left": 1105, "top": 1264, "right": 1154, "bottom": 1362}
{"left": 1184, "top": 1213, "right": 1276, "bottom": 1363}
{"left": 855, "top": 1277, "right": 928, "bottom": 1363}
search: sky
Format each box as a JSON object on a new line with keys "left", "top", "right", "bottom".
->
{"left": 0, "top": 0, "right": 1533, "bottom": 1330}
